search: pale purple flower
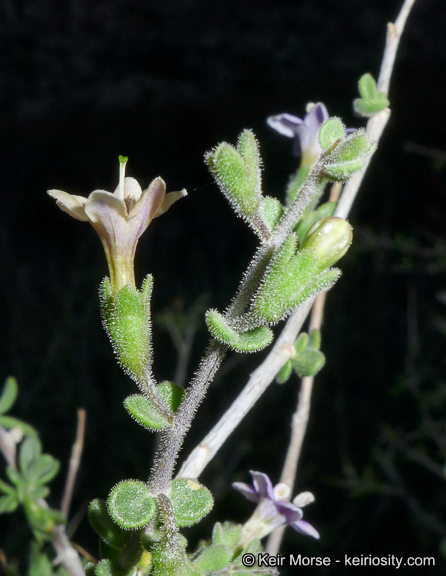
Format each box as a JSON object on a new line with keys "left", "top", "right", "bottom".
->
{"left": 233, "top": 471, "right": 320, "bottom": 543}
{"left": 48, "top": 158, "right": 186, "bottom": 293}
{"left": 268, "top": 103, "right": 355, "bottom": 166}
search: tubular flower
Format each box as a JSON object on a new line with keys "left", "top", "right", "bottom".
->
{"left": 233, "top": 471, "right": 319, "bottom": 546}
{"left": 48, "top": 158, "right": 187, "bottom": 293}
{"left": 268, "top": 102, "right": 355, "bottom": 167}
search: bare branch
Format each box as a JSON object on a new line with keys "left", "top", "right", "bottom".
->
{"left": 52, "top": 526, "right": 85, "bottom": 576}
{"left": 61, "top": 408, "right": 87, "bottom": 519}
{"left": 377, "top": 0, "right": 417, "bottom": 95}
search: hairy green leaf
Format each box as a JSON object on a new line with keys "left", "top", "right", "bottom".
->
{"left": 276, "top": 359, "right": 293, "bottom": 384}
{"left": 322, "top": 130, "right": 375, "bottom": 181}
{"left": 194, "top": 544, "right": 231, "bottom": 572}
{"left": 212, "top": 521, "right": 242, "bottom": 550}
{"left": 107, "top": 480, "right": 156, "bottom": 530}
{"left": 206, "top": 309, "right": 273, "bottom": 352}
{"left": 124, "top": 394, "right": 170, "bottom": 431}
{"left": 0, "top": 415, "right": 38, "bottom": 438}
{"left": 318, "top": 118, "right": 346, "bottom": 151}
{"left": 89, "top": 498, "right": 131, "bottom": 549}
{"left": 100, "top": 275, "right": 153, "bottom": 383}
{"left": 206, "top": 130, "right": 262, "bottom": 220}
{"left": 0, "top": 377, "right": 18, "bottom": 415}
{"left": 19, "top": 437, "right": 42, "bottom": 478}
{"left": 170, "top": 478, "right": 213, "bottom": 527}
{"left": 0, "top": 493, "right": 19, "bottom": 514}
{"left": 27, "top": 454, "right": 60, "bottom": 487}
{"left": 259, "top": 196, "right": 283, "bottom": 232}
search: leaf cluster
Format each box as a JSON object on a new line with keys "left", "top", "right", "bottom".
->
{"left": 353, "top": 73, "right": 389, "bottom": 118}
{"left": 276, "top": 329, "right": 326, "bottom": 384}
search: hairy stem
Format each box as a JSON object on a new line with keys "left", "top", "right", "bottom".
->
{"left": 149, "top": 340, "right": 226, "bottom": 492}
{"left": 149, "top": 154, "right": 328, "bottom": 492}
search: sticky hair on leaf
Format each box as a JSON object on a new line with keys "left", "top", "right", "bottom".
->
{"left": 205, "top": 130, "right": 265, "bottom": 236}
{"left": 124, "top": 394, "right": 172, "bottom": 431}
{"left": 252, "top": 247, "right": 341, "bottom": 324}
{"left": 321, "top": 130, "right": 376, "bottom": 182}
{"left": 88, "top": 499, "right": 130, "bottom": 550}
{"left": 205, "top": 309, "right": 273, "bottom": 353}
{"left": 99, "top": 275, "right": 153, "bottom": 385}
{"left": 169, "top": 478, "right": 214, "bottom": 527}
{"left": 259, "top": 196, "right": 284, "bottom": 232}
{"left": 318, "top": 117, "right": 346, "bottom": 151}
{"left": 107, "top": 480, "right": 156, "bottom": 530}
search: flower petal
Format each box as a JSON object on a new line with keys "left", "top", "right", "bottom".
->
{"left": 232, "top": 481, "right": 261, "bottom": 503}
{"left": 155, "top": 189, "right": 188, "bottom": 218}
{"left": 47, "top": 189, "right": 89, "bottom": 222}
{"left": 289, "top": 519, "right": 320, "bottom": 539}
{"left": 275, "top": 500, "right": 303, "bottom": 524}
{"left": 128, "top": 177, "right": 166, "bottom": 238}
{"left": 305, "top": 103, "right": 329, "bottom": 130}
{"left": 295, "top": 103, "right": 329, "bottom": 158}
{"left": 250, "top": 471, "right": 275, "bottom": 500}
{"left": 267, "top": 113, "right": 303, "bottom": 138}
{"left": 84, "top": 190, "right": 128, "bottom": 244}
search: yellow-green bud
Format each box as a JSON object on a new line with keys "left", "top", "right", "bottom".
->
{"left": 300, "top": 216, "right": 353, "bottom": 271}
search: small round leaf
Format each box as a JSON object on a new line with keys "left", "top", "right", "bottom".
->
{"left": 318, "top": 118, "right": 345, "bottom": 151}
{"left": 107, "top": 480, "right": 156, "bottom": 530}
{"left": 170, "top": 479, "right": 213, "bottom": 527}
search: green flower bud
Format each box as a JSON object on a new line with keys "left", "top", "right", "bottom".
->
{"left": 300, "top": 217, "right": 353, "bottom": 271}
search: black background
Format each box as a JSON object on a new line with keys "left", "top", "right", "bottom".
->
{"left": 1, "top": 0, "right": 446, "bottom": 574}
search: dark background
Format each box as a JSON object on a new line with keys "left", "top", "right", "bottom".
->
{"left": 1, "top": 0, "right": 446, "bottom": 574}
